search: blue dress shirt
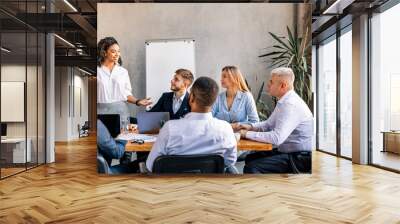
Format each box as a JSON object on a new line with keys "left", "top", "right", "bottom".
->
{"left": 97, "top": 119, "right": 126, "bottom": 162}
{"left": 212, "top": 91, "right": 259, "bottom": 124}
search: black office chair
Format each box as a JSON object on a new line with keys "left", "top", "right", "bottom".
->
{"left": 78, "top": 121, "right": 90, "bottom": 138}
{"left": 97, "top": 152, "right": 111, "bottom": 174}
{"left": 152, "top": 154, "right": 225, "bottom": 174}
{"left": 288, "top": 152, "right": 311, "bottom": 174}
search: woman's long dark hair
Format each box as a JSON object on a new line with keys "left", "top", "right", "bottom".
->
{"left": 97, "top": 37, "right": 122, "bottom": 67}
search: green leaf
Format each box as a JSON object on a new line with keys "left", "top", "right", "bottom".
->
{"left": 287, "top": 26, "right": 297, "bottom": 51}
{"left": 270, "top": 60, "right": 287, "bottom": 68}
{"left": 259, "top": 51, "right": 286, "bottom": 58}
{"left": 302, "top": 57, "right": 308, "bottom": 73}
{"left": 272, "top": 45, "right": 285, "bottom": 49}
{"left": 256, "top": 82, "right": 265, "bottom": 102}
{"left": 269, "top": 32, "right": 291, "bottom": 51}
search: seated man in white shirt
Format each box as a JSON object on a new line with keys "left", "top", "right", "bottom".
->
{"left": 238, "top": 67, "right": 313, "bottom": 174}
{"left": 146, "top": 77, "right": 237, "bottom": 172}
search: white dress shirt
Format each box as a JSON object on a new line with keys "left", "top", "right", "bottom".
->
{"left": 172, "top": 93, "right": 185, "bottom": 114}
{"left": 97, "top": 65, "right": 132, "bottom": 103}
{"left": 146, "top": 112, "right": 237, "bottom": 172}
{"left": 246, "top": 90, "right": 314, "bottom": 153}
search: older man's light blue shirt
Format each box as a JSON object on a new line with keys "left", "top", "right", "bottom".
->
{"left": 146, "top": 112, "right": 237, "bottom": 172}
{"left": 246, "top": 90, "right": 314, "bottom": 153}
{"left": 212, "top": 91, "right": 259, "bottom": 124}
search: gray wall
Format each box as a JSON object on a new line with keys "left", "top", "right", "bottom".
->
{"left": 98, "top": 3, "right": 308, "bottom": 115}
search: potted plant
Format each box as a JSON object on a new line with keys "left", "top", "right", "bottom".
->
{"left": 254, "top": 81, "right": 275, "bottom": 121}
{"left": 259, "top": 26, "right": 312, "bottom": 110}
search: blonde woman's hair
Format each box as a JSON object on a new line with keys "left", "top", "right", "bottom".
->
{"left": 222, "top": 65, "right": 249, "bottom": 92}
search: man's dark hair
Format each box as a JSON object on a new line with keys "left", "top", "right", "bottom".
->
{"left": 97, "top": 37, "right": 122, "bottom": 66}
{"left": 190, "top": 77, "right": 219, "bottom": 107}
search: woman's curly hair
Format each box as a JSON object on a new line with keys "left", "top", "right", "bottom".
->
{"left": 97, "top": 37, "right": 122, "bottom": 66}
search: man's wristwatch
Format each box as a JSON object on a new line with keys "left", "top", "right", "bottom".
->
{"left": 135, "top": 99, "right": 141, "bottom": 106}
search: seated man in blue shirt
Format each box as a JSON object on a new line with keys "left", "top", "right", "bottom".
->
{"left": 146, "top": 77, "right": 237, "bottom": 172}
{"left": 238, "top": 67, "right": 313, "bottom": 174}
{"left": 149, "top": 69, "right": 193, "bottom": 120}
{"left": 97, "top": 119, "right": 139, "bottom": 174}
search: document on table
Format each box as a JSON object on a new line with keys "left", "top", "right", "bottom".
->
{"left": 116, "top": 133, "right": 157, "bottom": 142}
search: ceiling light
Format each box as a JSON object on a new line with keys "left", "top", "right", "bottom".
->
{"left": 54, "top": 34, "right": 75, "bottom": 48}
{"left": 63, "top": 0, "right": 78, "bottom": 12}
{"left": 1, "top": 47, "right": 11, "bottom": 53}
{"left": 322, "top": 0, "right": 354, "bottom": 15}
{"left": 78, "top": 67, "right": 93, "bottom": 76}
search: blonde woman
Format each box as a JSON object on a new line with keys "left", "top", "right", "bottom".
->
{"left": 212, "top": 66, "right": 259, "bottom": 131}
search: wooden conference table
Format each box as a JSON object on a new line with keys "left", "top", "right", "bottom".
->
{"left": 125, "top": 137, "right": 273, "bottom": 152}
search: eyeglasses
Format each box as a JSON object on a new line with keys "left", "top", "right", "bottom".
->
{"left": 131, "top": 139, "right": 145, "bottom": 145}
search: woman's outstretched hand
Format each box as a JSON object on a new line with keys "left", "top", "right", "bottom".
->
{"left": 137, "top": 97, "right": 152, "bottom": 107}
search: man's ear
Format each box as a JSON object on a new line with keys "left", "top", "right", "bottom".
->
{"left": 189, "top": 92, "right": 195, "bottom": 103}
{"left": 183, "top": 80, "right": 190, "bottom": 88}
{"left": 280, "top": 81, "right": 287, "bottom": 90}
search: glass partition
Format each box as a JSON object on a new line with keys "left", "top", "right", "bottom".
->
{"left": 0, "top": 1, "right": 46, "bottom": 179}
{"left": 370, "top": 3, "right": 400, "bottom": 171}
{"left": 339, "top": 28, "right": 352, "bottom": 158}
{"left": 317, "top": 35, "right": 337, "bottom": 155}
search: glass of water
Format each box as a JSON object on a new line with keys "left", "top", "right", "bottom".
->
{"left": 121, "top": 116, "right": 130, "bottom": 134}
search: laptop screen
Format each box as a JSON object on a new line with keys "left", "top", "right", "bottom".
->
{"left": 137, "top": 112, "right": 170, "bottom": 134}
{"left": 1, "top": 123, "right": 7, "bottom": 137}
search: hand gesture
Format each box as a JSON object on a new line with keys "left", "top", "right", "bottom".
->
{"left": 137, "top": 97, "right": 152, "bottom": 107}
{"left": 237, "top": 123, "right": 252, "bottom": 131}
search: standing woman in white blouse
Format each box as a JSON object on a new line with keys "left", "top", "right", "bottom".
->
{"left": 97, "top": 37, "right": 152, "bottom": 124}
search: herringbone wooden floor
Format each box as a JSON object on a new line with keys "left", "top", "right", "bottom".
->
{"left": 1, "top": 136, "right": 400, "bottom": 224}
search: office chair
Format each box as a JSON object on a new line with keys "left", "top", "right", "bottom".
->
{"left": 152, "top": 154, "right": 225, "bottom": 174}
{"left": 288, "top": 152, "right": 311, "bottom": 174}
{"left": 97, "top": 152, "right": 111, "bottom": 174}
{"left": 78, "top": 121, "right": 90, "bottom": 138}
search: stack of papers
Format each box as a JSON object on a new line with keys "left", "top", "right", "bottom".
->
{"left": 117, "top": 133, "right": 157, "bottom": 142}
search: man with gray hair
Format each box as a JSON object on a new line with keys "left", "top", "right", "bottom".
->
{"left": 238, "top": 67, "right": 313, "bottom": 173}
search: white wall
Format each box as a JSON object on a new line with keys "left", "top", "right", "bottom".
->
{"left": 55, "top": 67, "right": 89, "bottom": 141}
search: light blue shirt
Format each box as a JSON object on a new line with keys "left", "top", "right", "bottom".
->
{"left": 246, "top": 90, "right": 314, "bottom": 153}
{"left": 172, "top": 93, "right": 185, "bottom": 114}
{"left": 212, "top": 91, "right": 259, "bottom": 124}
{"left": 146, "top": 112, "right": 237, "bottom": 172}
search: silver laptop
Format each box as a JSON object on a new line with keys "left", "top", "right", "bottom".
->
{"left": 137, "top": 112, "right": 170, "bottom": 134}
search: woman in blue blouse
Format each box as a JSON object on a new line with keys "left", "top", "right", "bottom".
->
{"left": 212, "top": 66, "right": 259, "bottom": 130}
